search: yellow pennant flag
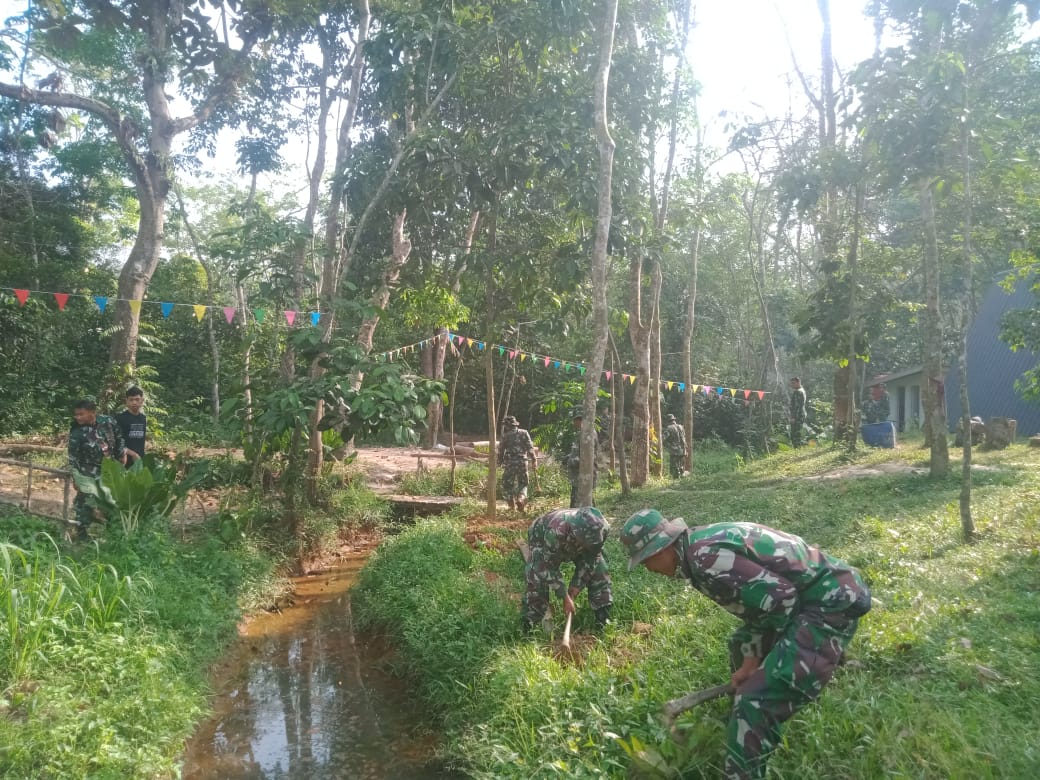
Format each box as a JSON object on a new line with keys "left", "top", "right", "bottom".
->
{"left": 128, "top": 299, "right": 142, "bottom": 316}
{"left": 692, "top": 384, "right": 700, "bottom": 393}
{"left": 628, "top": 374, "right": 636, "bottom": 385}
{"left": 520, "top": 352, "right": 528, "bottom": 361}
{"left": 729, "top": 388, "right": 737, "bottom": 397}
{"left": 193, "top": 304, "right": 206, "bottom": 321}
{"left": 666, "top": 381, "right": 674, "bottom": 391}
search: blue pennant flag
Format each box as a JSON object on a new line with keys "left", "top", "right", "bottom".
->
{"left": 310, "top": 311, "right": 320, "bottom": 326}
{"left": 94, "top": 296, "right": 108, "bottom": 312}
{"left": 161, "top": 302, "right": 174, "bottom": 318}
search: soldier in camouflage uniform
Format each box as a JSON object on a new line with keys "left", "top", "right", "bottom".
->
{"left": 566, "top": 411, "right": 598, "bottom": 508}
{"left": 522, "top": 506, "right": 613, "bottom": 632}
{"left": 861, "top": 382, "right": 891, "bottom": 425}
{"left": 67, "top": 399, "right": 127, "bottom": 540}
{"left": 499, "top": 415, "right": 537, "bottom": 511}
{"left": 620, "top": 509, "right": 871, "bottom": 780}
{"left": 789, "top": 377, "right": 807, "bottom": 447}
{"left": 662, "top": 413, "right": 688, "bottom": 478}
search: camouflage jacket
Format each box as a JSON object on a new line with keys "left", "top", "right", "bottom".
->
{"left": 790, "top": 387, "right": 807, "bottom": 421}
{"left": 861, "top": 392, "right": 891, "bottom": 425}
{"left": 528, "top": 507, "right": 610, "bottom": 598}
{"left": 678, "top": 522, "right": 870, "bottom": 657}
{"left": 68, "top": 415, "right": 126, "bottom": 478}
{"left": 499, "top": 428, "right": 536, "bottom": 466}
{"left": 663, "top": 422, "right": 688, "bottom": 455}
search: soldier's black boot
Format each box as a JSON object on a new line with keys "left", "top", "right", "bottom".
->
{"left": 594, "top": 606, "right": 612, "bottom": 632}
{"left": 520, "top": 617, "right": 535, "bottom": 634}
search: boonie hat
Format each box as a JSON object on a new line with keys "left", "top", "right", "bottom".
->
{"left": 620, "top": 509, "right": 688, "bottom": 570}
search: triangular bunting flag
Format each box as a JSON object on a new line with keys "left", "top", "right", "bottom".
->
{"left": 129, "top": 300, "right": 142, "bottom": 316}
{"left": 192, "top": 304, "right": 205, "bottom": 321}
{"left": 716, "top": 387, "right": 725, "bottom": 395}
{"left": 498, "top": 346, "right": 505, "bottom": 356}
{"left": 310, "top": 311, "right": 320, "bottom": 326}
{"left": 605, "top": 371, "right": 612, "bottom": 380}
{"left": 579, "top": 366, "right": 586, "bottom": 375}
{"left": 702, "top": 385, "right": 710, "bottom": 395}
{"left": 679, "top": 383, "right": 685, "bottom": 392}
{"left": 284, "top": 310, "right": 296, "bottom": 326}
{"left": 53, "top": 293, "right": 69, "bottom": 310}
{"left": 667, "top": 381, "right": 674, "bottom": 391}
{"left": 14, "top": 289, "right": 29, "bottom": 305}
{"left": 161, "top": 302, "right": 174, "bottom": 318}
{"left": 757, "top": 390, "right": 765, "bottom": 400}
{"left": 628, "top": 374, "right": 636, "bottom": 385}
{"left": 95, "top": 296, "right": 108, "bottom": 312}
{"left": 477, "top": 342, "right": 485, "bottom": 350}
{"left": 520, "top": 352, "right": 527, "bottom": 361}
{"left": 692, "top": 384, "right": 700, "bottom": 393}
{"left": 509, "top": 350, "right": 517, "bottom": 359}
{"left": 254, "top": 308, "right": 266, "bottom": 323}
{"left": 225, "top": 307, "right": 237, "bottom": 324}
{"left": 744, "top": 389, "right": 751, "bottom": 399}
{"left": 544, "top": 356, "right": 551, "bottom": 367}
{"left": 554, "top": 361, "right": 561, "bottom": 369}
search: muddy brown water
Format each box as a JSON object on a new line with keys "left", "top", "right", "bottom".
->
{"left": 181, "top": 554, "right": 463, "bottom": 779}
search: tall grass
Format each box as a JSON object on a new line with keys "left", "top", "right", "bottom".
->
{"left": 353, "top": 440, "right": 1040, "bottom": 779}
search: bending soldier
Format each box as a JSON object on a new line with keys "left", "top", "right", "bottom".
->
{"left": 620, "top": 510, "right": 871, "bottom": 780}
{"left": 522, "top": 507, "right": 613, "bottom": 633}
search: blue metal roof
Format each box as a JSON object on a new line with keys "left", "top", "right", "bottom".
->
{"left": 945, "top": 278, "right": 1040, "bottom": 436}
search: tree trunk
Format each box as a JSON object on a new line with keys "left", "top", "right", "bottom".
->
{"left": 610, "top": 332, "right": 630, "bottom": 496}
{"left": 627, "top": 254, "right": 651, "bottom": 486}
{"left": 843, "top": 181, "right": 865, "bottom": 452}
{"left": 920, "top": 180, "right": 949, "bottom": 476}
{"left": 958, "top": 78, "right": 975, "bottom": 540}
{"left": 683, "top": 220, "right": 700, "bottom": 471}
{"left": 649, "top": 261, "right": 663, "bottom": 477}
{"left": 577, "top": 0, "right": 618, "bottom": 507}
{"left": 484, "top": 206, "right": 500, "bottom": 518}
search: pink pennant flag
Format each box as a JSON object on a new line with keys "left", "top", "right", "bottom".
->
{"left": 744, "top": 389, "right": 751, "bottom": 399}
{"left": 224, "top": 306, "right": 236, "bottom": 324}
{"left": 757, "top": 390, "right": 765, "bottom": 400}
{"left": 13, "top": 289, "right": 29, "bottom": 305}
{"left": 284, "top": 310, "right": 297, "bottom": 326}
{"left": 53, "top": 293, "right": 69, "bottom": 310}
{"left": 605, "top": 371, "right": 612, "bottom": 380}
{"left": 509, "top": 350, "right": 516, "bottom": 359}
{"left": 544, "top": 356, "right": 551, "bottom": 367}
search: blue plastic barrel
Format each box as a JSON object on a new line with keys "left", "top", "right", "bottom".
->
{"left": 861, "top": 421, "right": 896, "bottom": 448}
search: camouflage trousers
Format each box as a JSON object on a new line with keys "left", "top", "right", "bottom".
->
{"left": 724, "top": 609, "right": 859, "bottom": 779}
{"left": 72, "top": 492, "right": 95, "bottom": 540}
{"left": 500, "top": 462, "right": 530, "bottom": 502}
{"left": 666, "top": 448, "right": 685, "bottom": 478}
{"left": 790, "top": 416, "right": 805, "bottom": 447}
{"left": 521, "top": 524, "right": 612, "bottom": 624}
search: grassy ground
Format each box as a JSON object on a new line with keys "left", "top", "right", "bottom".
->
{"left": 0, "top": 474, "right": 390, "bottom": 779}
{"left": 353, "top": 438, "right": 1040, "bottom": 779}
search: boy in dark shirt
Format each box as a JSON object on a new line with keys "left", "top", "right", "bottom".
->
{"left": 115, "top": 386, "right": 147, "bottom": 464}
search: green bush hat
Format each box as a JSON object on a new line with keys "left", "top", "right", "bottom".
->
{"left": 665, "top": 413, "right": 677, "bottom": 423}
{"left": 503, "top": 415, "right": 520, "bottom": 428}
{"left": 620, "top": 509, "right": 688, "bottom": 570}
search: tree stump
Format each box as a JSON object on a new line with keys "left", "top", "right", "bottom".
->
{"left": 984, "top": 417, "right": 1014, "bottom": 450}
{"left": 1029, "top": 435, "right": 1040, "bottom": 448}
{"left": 954, "top": 417, "right": 986, "bottom": 447}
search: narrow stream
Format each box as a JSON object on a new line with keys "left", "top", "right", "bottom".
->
{"left": 181, "top": 554, "right": 459, "bottom": 779}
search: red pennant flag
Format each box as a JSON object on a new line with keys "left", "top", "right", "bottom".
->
{"left": 744, "top": 389, "right": 751, "bottom": 399}
{"left": 284, "top": 310, "right": 297, "bottom": 326}
{"left": 14, "top": 289, "right": 29, "bottom": 305}
{"left": 757, "top": 390, "right": 765, "bottom": 400}
{"left": 53, "top": 293, "right": 69, "bottom": 310}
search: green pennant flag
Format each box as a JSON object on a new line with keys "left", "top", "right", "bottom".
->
{"left": 253, "top": 308, "right": 266, "bottom": 323}
{"left": 497, "top": 346, "right": 505, "bottom": 356}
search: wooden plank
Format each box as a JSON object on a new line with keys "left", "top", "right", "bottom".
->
{"left": 0, "top": 457, "right": 71, "bottom": 477}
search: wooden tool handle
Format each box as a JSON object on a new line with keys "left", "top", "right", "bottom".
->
{"left": 662, "top": 683, "right": 731, "bottom": 719}
{"left": 561, "top": 611, "right": 573, "bottom": 648}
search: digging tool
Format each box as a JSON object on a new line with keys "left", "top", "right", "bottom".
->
{"left": 661, "top": 683, "right": 731, "bottom": 730}
{"left": 532, "top": 459, "right": 541, "bottom": 496}
{"left": 561, "top": 611, "right": 573, "bottom": 650}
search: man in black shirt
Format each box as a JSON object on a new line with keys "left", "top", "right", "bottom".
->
{"left": 115, "top": 386, "right": 148, "bottom": 464}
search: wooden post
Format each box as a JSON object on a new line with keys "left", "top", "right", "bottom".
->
{"left": 25, "top": 462, "right": 33, "bottom": 511}
{"left": 63, "top": 474, "right": 71, "bottom": 522}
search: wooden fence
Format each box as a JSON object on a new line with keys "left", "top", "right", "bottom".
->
{"left": 0, "top": 457, "right": 72, "bottom": 521}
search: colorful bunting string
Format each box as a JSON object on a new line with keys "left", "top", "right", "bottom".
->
{"left": 1, "top": 286, "right": 770, "bottom": 399}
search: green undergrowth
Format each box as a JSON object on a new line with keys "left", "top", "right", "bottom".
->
{"left": 353, "top": 440, "right": 1040, "bottom": 779}
{"left": 0, "top": 502, "right": 292, "bottom": 779}
{"left": 399, "top": 461, "right": 571, "bottom": 502}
